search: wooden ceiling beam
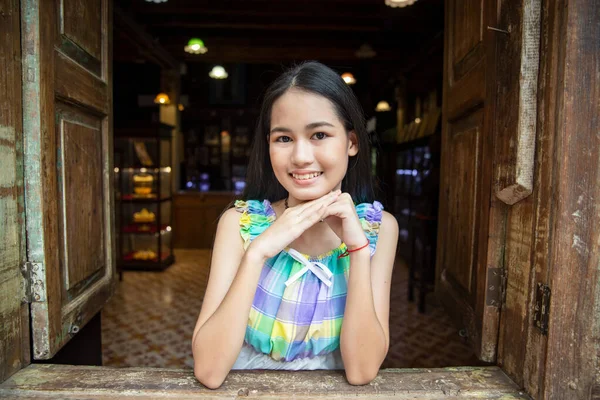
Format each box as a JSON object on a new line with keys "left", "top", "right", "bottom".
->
{"left": 159, "top": 44, "right": 404, "bottom": 63}
{"left": 127, "top": 7, "right": 422, "bottom": 21}
{"left": 147, "top": 21, "right": 381, "bottom": 32}
{"left": 150, "top": 34, "right": 411, "bottom": 50}
{"left": 126, "top": 0, "right": 442, "bottom": 23}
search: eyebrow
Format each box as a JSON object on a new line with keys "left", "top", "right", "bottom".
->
{"left": 270, "top": 121, "right": 335, "bottom": 134}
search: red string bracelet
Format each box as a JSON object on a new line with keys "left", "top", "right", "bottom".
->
{"left": 338, "top": 240, "right": 370, "bottom": 259}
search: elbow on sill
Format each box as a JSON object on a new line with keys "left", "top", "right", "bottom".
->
{"left": 194, "top": 365, "right": 227, "bottom": 390}
{"left": 345, "top": 368, "right": 379, "bottom": 386}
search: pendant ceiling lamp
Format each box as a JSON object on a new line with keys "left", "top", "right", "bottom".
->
{"left": 385, "top": 0, "right": 417, "bottom": 7}
{"left": 341, "top": 72, "right": 356, "bottom": 85}
{"left": 154, "top": 93, "right": 170, "bottom": 105}
{"left": 184, "top": 38, "right": 207, "bottom": 54}
{"left": 145, "top": 0, "right": 168, "bottom": 3}
{"left": 375, "top": 101, "right": 391, "bottom": 112}
{"left": 355, "top": 44, "right": 376, "bottom": 59}
{"left": 209, "top": 65, "right": 228, "bottom": 79}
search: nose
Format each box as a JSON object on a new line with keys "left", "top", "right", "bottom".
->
{"left": 291, "top": 139, "right": 314, "bottom": 166}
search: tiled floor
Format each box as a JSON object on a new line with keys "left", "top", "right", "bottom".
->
{"left": 102, "top": 249, "right": 485, "bottom": 369}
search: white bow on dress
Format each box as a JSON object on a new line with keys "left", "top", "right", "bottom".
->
{"left": 284, "top": 248, "right": 333, "bottom": 287}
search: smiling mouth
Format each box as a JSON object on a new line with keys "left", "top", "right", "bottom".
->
{"left": 290, "top": 172, "right": 323, "bottom": 180}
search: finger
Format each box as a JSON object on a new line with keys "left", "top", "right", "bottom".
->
{"left": 296, "top": 190, "right": 340, "bottom": 216}
{"left": 293, "top": 200, "right": 339, "bottom": 232}
{"left": 321, "top": 201, "right": 352, "bottom": 220}
{"left": 298, "top": 196, "right": 339, "bottom": 221}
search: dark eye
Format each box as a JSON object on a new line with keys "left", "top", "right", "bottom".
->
{"left": 313, "top": 132, "right": 326, "bottom": 140}
{"left": 276, "top": 136, "right": 292, "bottom": 143}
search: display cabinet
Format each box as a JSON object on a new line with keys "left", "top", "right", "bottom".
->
{"left": 114, "top": 122, "right": 175, "bottom": 270}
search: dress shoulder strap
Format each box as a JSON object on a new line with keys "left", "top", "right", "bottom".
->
{"left": 234, "top": 200, "right": 276, "bottom": 250}
{"left": 355, "top": 201, "right": 384, "bottom": 256}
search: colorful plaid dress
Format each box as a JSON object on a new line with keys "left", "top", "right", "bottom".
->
{"left": 231, "top": 199, "right": 383, "bottom": 370}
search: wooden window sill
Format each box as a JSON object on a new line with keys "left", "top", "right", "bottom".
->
{"left": 0, "top": 365, "right": 530, "bottom": 399}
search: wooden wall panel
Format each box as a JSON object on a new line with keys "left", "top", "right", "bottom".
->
{"left": 62, "top": 0, "right": 102, "bottom": 59}
{"left": 59, "top": 117, "right": 105, "bottom": 290}
{"left": 495, "top": 1, "right": 600, "bottom": 399}
{"left": 0, "top": 0, "right": 28, "bottom": 382}
{"left": 444, "top": 110, "right": 483, "bottom": 293}
{"left": 452, "top": 0, "right": 482, "bottom": 64}
{"left": 449, "top": 0, "right": 484, "bottom": 83}
{"left": 541, "top": 0, "right": 600, "bottom": 398}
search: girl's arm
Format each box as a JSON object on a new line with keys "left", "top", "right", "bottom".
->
{"left": 340, "top": 211, "right": 398, "bottom": 385}
{"left": 191, "top": 208, "right": 264, "bottom": 389}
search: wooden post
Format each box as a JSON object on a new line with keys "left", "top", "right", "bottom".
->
{"left": 541, "top": 0, "right": 600, "bottom": 398}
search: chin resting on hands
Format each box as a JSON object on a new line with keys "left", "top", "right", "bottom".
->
{"left": 248, "top": 190, "right": 341, "bottom": 259}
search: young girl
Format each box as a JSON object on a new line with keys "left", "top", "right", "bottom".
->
{"left": 192, "top": 61, "right": 398, "bottom": 389}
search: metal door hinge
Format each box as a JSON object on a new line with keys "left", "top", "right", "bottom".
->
{"left": 20, "top": 261, "right": 46, "bottom": 304}
{"left": 533, "top": 283, "right": 550, "bottom": 335}
{"left": 486, "top": 267, "right": 507, "bottom": 308}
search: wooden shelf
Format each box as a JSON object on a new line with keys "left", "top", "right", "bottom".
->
{"left": 119, "top": 196, "right": 172, "bottom": 203}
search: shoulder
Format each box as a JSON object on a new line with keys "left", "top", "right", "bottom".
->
{"left": 216, "top": 207, "right": 242, "bottom": 234}
{"left": 380, "top": 211, "right": 399, "bottom": 237}
{"left": 370, "top": 211, "right": 398, "bottom": 267}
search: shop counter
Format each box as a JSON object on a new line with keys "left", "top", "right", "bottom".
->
{"left": 173, "top": 191, "right": 236, "bottom": 249}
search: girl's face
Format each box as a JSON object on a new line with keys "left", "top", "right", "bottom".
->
{"left": 269, "top": 89, "right": 358, "bottom": 203}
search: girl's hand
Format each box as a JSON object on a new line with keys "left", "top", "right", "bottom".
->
{"left": 322, "top": 193, "right": 368, "bottom": 249}
{"left": 248, "top": 190, "right": 342, "bottom": 260}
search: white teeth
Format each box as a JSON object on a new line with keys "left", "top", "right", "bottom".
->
{"left": 292, "top": 172, "right": 321, "bottom": 180}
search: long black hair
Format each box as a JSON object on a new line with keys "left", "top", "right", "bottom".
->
{"left": 242, "top": 61, "right": 375, "bottom": 204}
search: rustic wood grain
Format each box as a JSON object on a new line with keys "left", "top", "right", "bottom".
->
{"left": 436, "top": 0, "right": 500, "bottom": 363}
{"left": 21, "top": 0, "right": 115, "bottom": 360}
{"left": 55, "top": 51, "right": 108, "bottom": 114}
{"left": 445, "top": 109, "right": 483, "bottom": 292}
{"left": 451, "top": 0, "right": 483, "bottom": 82}
{"left": 0, "top": 365, "right": 531, "bottom": 399}
{"left": 542, "top": 0, "right": 600, "bottom": 398}
{"left": 62, "top": 0, "right": 102, "bottom": 59}
{"left": 495, "top": 0, "right": 541, "bottom": 206}
{"left": 61, "top": 119, "right": 105, "bottom": 289}
{"left": 445, "top": 61, "right": 485, "bottom": 121}
{"left": 0, "top": 0, "right": 27, "bottom": 382}
{"left": 494, "top": 0, "right": 537, "bottom": 392}
{"left": 498, "top": 0, "right": 564, "bottom": 397}
{"left": 22, "top": 0, "right": 61, "bottom": 361}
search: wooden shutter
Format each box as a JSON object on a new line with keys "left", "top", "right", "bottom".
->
{"left": 21, "top": 0, "right": 115, "bottom": 360}
{"left": 436, "top": 0, "right": 501, "bottom": 362}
